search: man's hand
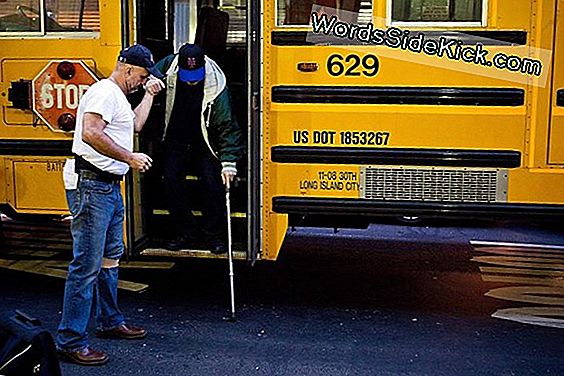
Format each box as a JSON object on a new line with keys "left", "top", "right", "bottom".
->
{"left": 144, "top": 77, "right": 165, "bottom": 96}
{"left": 222, "top": 171, "right": 236, "bottom": 187}
{"left": 128, "top": 152, "right": 153, "bottom": 172}
{"left": 221, "top": 163, "right": 237, "bottom": 187}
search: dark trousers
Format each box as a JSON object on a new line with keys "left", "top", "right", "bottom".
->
{"left": 162, "top": 143, "right": 226, "bottom": 240}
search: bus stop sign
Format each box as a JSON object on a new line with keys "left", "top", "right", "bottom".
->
{"left": 32, "top": 60, "right": 98, "bottom": 132}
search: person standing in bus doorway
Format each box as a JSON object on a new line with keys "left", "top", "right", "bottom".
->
{"left": 154, "top": 43, "right": 244, "bottom": 253}
{"left": 56, "top": 44, "right": 164, "bottom": 366}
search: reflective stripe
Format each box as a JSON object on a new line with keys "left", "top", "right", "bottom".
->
{"left": 102, "top": 258, "right": 119, "bottom": 268}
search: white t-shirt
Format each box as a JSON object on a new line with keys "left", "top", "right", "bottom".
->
{"left": 72, "top": 79, "right": 135, "bottom": 175}
{"left": 62, "top": 158, "right": 78, "bottom": 190}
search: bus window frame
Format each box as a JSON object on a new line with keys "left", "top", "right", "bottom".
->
{"left": 0, "top": 0, "right": 101, "bottom": 37}
{"left": 274, "top": 0, "right": 374, "bottom": 28}
{"left": 0, "top": 0, "right": 44, "bottom": 36}
{"left": 386, "top": 0, "right": 488, "bottom": 28}
{"left": 0, "top": 31, "right": 100, "bottom": 39}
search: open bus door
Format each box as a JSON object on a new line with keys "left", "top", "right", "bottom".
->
{"left": 125, "top": 0, "right": 174, "bottom": 255}
{"left": 256, "top": 1, "right": 375, "bottom": 261}
{"left": 249, "top": 0, "right": 262, "bottom": 264}
{"left": 134, "top": 0, "right": 255, "bottom": 262}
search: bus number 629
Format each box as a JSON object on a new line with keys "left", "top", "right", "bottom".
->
{"left": 327, "top": 53, "right": 379, "bottom": 77}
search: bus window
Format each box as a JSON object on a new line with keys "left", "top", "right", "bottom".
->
{"left": 0, "top": 0, "right": 41, "bottom": 32}
{"left": 391, "top": 0, "right": 484, "bottom": 24}
{"left": 0, "top": 0, "right": 99, "bottom": 33}
{"left": 277, "top": 0, "right": 371, "bottom": 26}
{"left": 220, "top": 0, "right": 246, "bottom": 44}
{"left": 45, "top": 0, "right": 100, "bottom": 32}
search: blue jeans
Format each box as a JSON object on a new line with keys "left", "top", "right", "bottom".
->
{"left": 56, "top": 178, "right": 126, "bottom": 351}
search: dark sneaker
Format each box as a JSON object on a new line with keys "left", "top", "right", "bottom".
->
{"left": 165, "top": 235, "right": 199, "bottom": 251}
{"left": 57, "top": 346, "right": 109, "bottom": 366}
{"left": 95, "top": 323, "right": 147, "bottom": 340}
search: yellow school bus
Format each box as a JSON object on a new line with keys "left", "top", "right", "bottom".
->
{"left": 0, "top": 0, "right": 563, "bottom": 263}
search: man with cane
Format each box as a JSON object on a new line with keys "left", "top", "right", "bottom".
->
{"left": 154, "top": 43, "right": 244, "bottom": 253}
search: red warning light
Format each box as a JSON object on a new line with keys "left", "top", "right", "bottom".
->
{"left": 57, "top": 61, "right": 76, "bottom": 80}
{"left": 57, "top": 113, "right": 76, "bottom": 131}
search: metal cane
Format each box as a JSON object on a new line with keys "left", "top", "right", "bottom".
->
{"left": 223, "top": 180, "right": 236, "bottom": 322}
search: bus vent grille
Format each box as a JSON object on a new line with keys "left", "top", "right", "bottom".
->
{"left": 360, "top": 167, "right": 508, "bottom": 202}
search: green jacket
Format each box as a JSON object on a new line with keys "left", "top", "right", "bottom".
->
{"left": 155, "top": 54, "right": 244, "bottom": 166}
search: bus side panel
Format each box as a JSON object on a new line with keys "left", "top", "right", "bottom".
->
{"left": 0, "top": 0, "right": 123, "bottom": 216}
{"left": 529, "top": 0, "right": 560, "bottom": 168}
{"left": 263, "top": 213, "right": 288, "bottom": 261}
{"left": 261, "top": 0, "right": 564, "bottom": 260}
{"left": 5, "top": 157, "right": 68, "bottom": 214}
{"left": 509, "top": 169, "right": 564, "bottom": 204}
{"left": 270, "top": 104, "right": 526, "bottom": 152}
{"left": 548, "top": 0, "right": 564, "bottom": 164}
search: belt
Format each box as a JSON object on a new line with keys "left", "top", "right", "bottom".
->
{"left": 79, "top": 170, "right": 123, "bottom": 184}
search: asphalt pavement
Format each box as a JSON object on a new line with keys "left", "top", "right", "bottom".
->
{"left": 1, "top": 219, "right": 563, "bottom": 375}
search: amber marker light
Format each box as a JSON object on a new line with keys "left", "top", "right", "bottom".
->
{"left": 297, "top": 62, "right": 319, "bottom": 72}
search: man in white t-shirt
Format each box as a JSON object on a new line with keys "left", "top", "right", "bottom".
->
{"left": 56, "top": 44, "right": 164, "bottom": 366}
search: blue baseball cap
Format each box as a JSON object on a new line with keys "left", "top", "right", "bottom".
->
{"left": 178, "top": 44, "right": 205, "bottom": 83}
{"left": 118, "top": 44, "right": 164, "bottom": 79}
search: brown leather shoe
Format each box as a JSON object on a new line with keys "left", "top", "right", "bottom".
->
{"left": 57, "top": 346, "right": 109, "bottom": 366}
{"left": 95, "top": 323, "right": 147, "bottom": 339}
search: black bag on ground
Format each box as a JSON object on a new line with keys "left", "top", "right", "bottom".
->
{"left": 0, "top": 310, "right": 61, "bottom": 376}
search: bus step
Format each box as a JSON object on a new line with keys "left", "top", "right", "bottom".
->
{"left": 151, "top": 209, "right": 247, "bottom": 218}
{"left": 139, "top": 248, "right": 247, "bottom": 260}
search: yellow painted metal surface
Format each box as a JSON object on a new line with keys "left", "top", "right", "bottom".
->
{"left": 4, "top": 157, "right": 68, "bottom": 213}
{"left": 0, "top": 0, "right": 123, "bottom": 215}
{"left": 507, "top": 168, "right": 564, "bottom": 203}
{"left": 260, "top": 0, "right": 564, "bottom": 260}
{"left": 273, "top": 165, "right": 362, "bottom": 198}
{"left": 270, "top": 105, "right": 526, "bottom": 149}
{"left": 548, "top": 0, "right": 564, "bottom": 163}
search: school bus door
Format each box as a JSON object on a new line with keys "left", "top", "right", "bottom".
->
{"left": 126, "top": 0, "right": 174, "bottom": 253}
{"left": 257, "top": 1, "right": 370, "bottom": 260}
{"left": 249, "top": 0, "right": 262, "bottom": 263}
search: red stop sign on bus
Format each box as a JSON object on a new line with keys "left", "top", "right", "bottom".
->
{"left": 32, "top": 60, "right": 98, "bottom": 132}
